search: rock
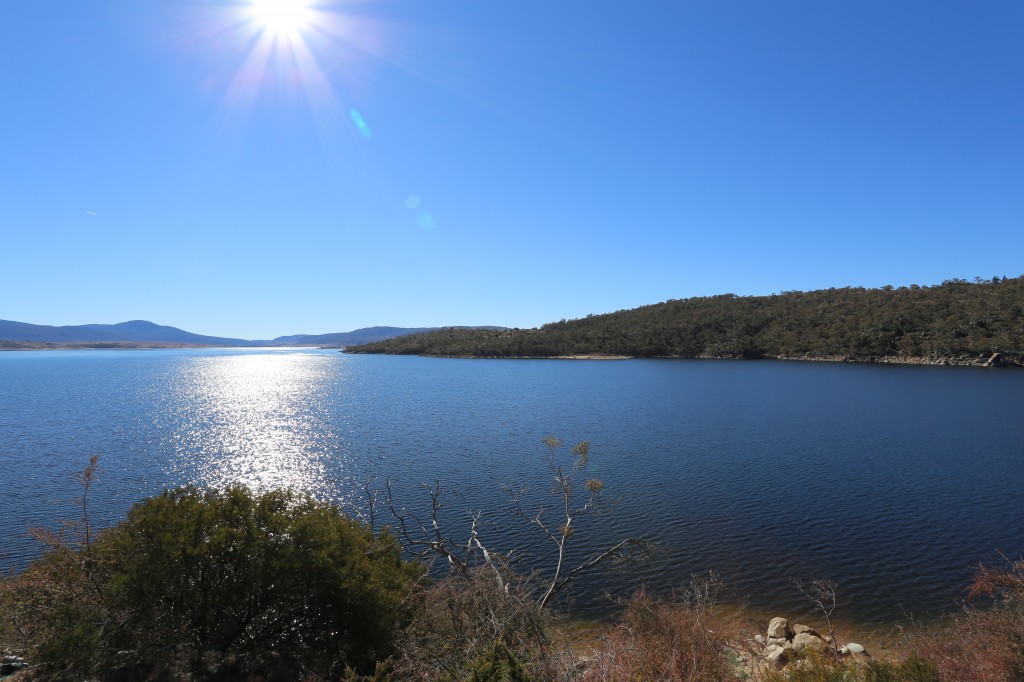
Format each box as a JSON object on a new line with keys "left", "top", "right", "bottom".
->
{"left": 792, "top": 623, "right": 820, "bottom": 637}
{"left": 824, "top": 635, "right": 834, "bottom": 645}
{"left": 791, "top": 632, "right": 826, "bottom": 652}
{"left": 767, "top": 617, "right": 793, "bottom": 639}
{"left": 767, "top": 637, "right": 788, "bottom": 646}
{"left": 838, "top": 646, "right": 850, "bottom": 656}
{"left": 754, "top": 634, "right": 765, "bottom": 644}
{"left": 846, "top": 642, "right": 866, "bottom": 654}
{"left": 766, "top": 647, "right": 790, "bottom": 669}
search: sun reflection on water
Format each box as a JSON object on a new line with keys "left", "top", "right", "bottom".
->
{"left": 165, "top": 351, "right": 343, "bottom": 495}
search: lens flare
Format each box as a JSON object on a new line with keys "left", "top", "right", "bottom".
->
{"left": 417, "top": 209, "right": 436, "bottom": 231}
{"left": 349, "top": 108, "right": 372, "bottom": 138}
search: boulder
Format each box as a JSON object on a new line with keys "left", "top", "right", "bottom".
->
{"left": 791, "top": 632, "right": 826, "bottom": 652}
{"left": 767, "top": 637, "right": 788, "bottom": 646}
{"left": 767, "top": 617, "right": 793, "bottom": 639}
{"left": 766, "top": 647, "right": 790, "bottom": 670}
{"left": 792, "top": 623, "right": 820, "bottom": 637}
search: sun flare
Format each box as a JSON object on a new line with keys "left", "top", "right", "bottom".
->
{"left": 249, "top": 0, "right": 313, "bottom": 38}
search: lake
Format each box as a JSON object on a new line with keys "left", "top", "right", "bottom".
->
{"left": 1, "top": 348, "right": 1022, "bottom": 624}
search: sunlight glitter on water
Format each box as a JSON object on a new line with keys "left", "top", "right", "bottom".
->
{"left": 166, "top": 351, "right": 340, "bottom": 494}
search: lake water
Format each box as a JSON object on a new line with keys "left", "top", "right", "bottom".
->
{"left": 1, "top": 348, "right": 1022, "bottom": 624}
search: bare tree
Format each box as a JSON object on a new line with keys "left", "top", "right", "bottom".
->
{"left": 382, "top": 437, "right": 654, "bottom": 610}
{"left": 795, "top": 578, "right": 841, "bottom": 661}
{"left": 507, "top": 437, "right": 652, "bottom": 608}
{"left": 383, "top": 478, "right": 513, "bottom": 597}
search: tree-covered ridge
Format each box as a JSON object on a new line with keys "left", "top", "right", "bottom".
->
{"left": 345, "top": 276, "right": 1024, "bottom": 362}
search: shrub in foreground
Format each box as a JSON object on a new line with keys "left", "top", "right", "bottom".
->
{"left": 1, "top": 485, "right": 418, "bottom": 680}
{"left": 909, "top": 557, "right": 1024, "bottom": 682}
{"left": 583, "top": 581, "right": 739, "bottom": 682}
{"left": 762, "top": 648, "right": 939, "bottom": 682}
{"left": 393, "top": 566, "right": 558, "bottom": 681}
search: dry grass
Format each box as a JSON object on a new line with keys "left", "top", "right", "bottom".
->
{"left": 901, "top": 558, "right": 1024, "bottom": 682}
{"left": 582, "top": 573, "right": 745, "bottom": 682}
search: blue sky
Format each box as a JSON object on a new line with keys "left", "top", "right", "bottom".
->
{"left": 2, "top": 1, "right": 1021, "bottom": 339}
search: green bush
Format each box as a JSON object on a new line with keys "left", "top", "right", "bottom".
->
{"left": 466, "top": 643, "right": 534, "bottom": 682}
{"left": 2, "top": 485, "right": 418, "bottom": 680}
{"left": 863, "top": 653, "right": 939, "bottom": 682}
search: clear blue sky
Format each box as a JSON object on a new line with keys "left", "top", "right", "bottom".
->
{"left": 2, "top": 1, "right": 1021, "bottom": 339}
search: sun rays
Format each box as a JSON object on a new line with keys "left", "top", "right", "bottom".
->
{"left": 248, "top": 0, "right": 314, "bottom": 39}
{"left": 205, "top": 1, "right": 359, "bottom": 147}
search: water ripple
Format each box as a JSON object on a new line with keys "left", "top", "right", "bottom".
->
{"left": 1, "top": 351, "right": 1023, "bottom": 623}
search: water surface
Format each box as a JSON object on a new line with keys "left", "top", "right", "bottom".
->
{"left": 1, "top": 348, "right": 1022, "bottom": 623}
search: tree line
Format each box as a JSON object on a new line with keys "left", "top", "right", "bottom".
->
{"left": 345, "top": 276, "right": 1024, "bottom": 362}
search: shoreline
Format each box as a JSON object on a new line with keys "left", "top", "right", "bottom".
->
{"left": 0, "top": 343, "right": 322, "bottom": 352}
{"left": 561, "top": 599, "right": 937, "bottom": 665}
{"left": 4, "top": 343, "right": 1018, "bottom": 368}
{"left": 349, "top": 351, "right": 1019, "bottom": 368}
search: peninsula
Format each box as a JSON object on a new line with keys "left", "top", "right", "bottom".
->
{"left": 344, "top": 276, "right": 1024, "bottom": 366}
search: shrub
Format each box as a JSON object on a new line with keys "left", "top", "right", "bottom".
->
{"left": 904, "top": 558, "right": 1024, "bottom": 682}
{"left": 583, "top": 577, "right": 738, "bottom": 682}
{"left": 1, "top": 485, "right": 418, "bottom": 680}
{"left": 864, "top": 653, "right": 939, "bottom": 682}
{"left": 761, "top": 648, "right": 852, "bottom": 682}
{"left": 466, "top": 643, "right": 535, "bottom": 682}
{"left": 393, "top": 566, "right": 558, "bottom": 681}
{"left": 759, "top": 649, "right": 941, "bottom": 682}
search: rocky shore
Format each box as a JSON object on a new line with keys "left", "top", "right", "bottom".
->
{"left": 751, "top": 616, "right": 869, "bottom": 671}
{"left": 763, "top": 351, "right": 1020, "bottom": 368}
{"left": 406, "top": 351, "right": 1020, "bottom": 367}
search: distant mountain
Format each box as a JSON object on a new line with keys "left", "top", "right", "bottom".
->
{"left": 0, "top": 319, "right": 257, "bottom": 346}
{"left": 0, "top": 319, "right": 506, "bottom": 348}
{"left": 268, "top": 327, "right": 440, "bottom": 347}
{"left": 267, "top": 326, "right": 506, "bottom": 347}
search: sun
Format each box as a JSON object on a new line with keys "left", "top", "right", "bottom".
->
{"left": 249, "top": 0, "right": 313, "bottom": 38}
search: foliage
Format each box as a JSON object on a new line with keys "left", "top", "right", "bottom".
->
{"left": 761, "top": 648, "right": 939, "bottom": 682}
{"left": 907, "top": 557, "right": 1024, "bottom": 682}
{"left": 465, "top": 643, "right": 535, "bottom": 682}
{"left": 864, "top": 653, "right": 939, "bottom": 682}
{"left": 392, "top": 566, "right": 556, "bottom": 682}
{"left": 345, "top": 276, "right": 1024, "bottom": 362}
{"left": 1, "top": 485, "right": 418, "bottom": 680}
{"left": 342, "top": 660, "right": 397, "bottom": 682}
{"left": 583, "top": 576, "right": 739, "bottom": 682}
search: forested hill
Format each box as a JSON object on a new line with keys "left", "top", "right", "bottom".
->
{"left": 345, "top": 276, "right": 1024, "bottom": 364}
